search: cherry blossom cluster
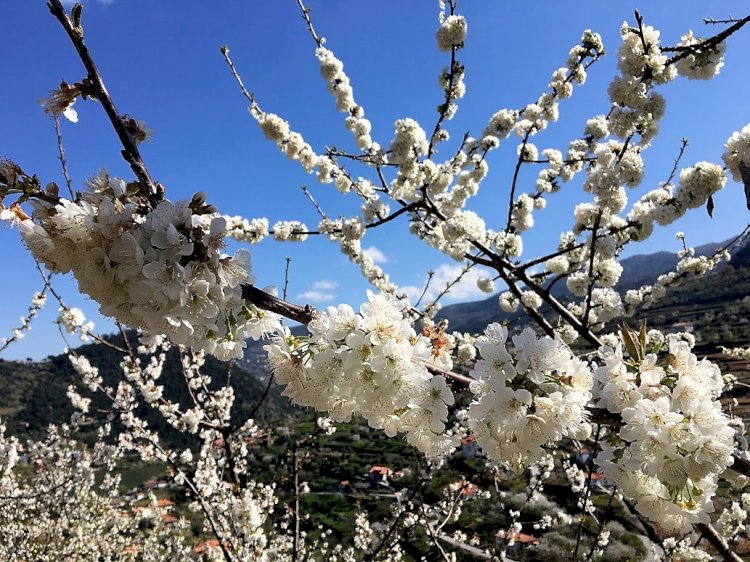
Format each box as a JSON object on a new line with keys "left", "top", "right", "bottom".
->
{"left": 247, "top": 75, "right": 385, "bottom": 212}
{"left": 662, "top": 536, "right": 716, "bottom": 562}
{"left": 607, "top": 20, "right": 674, "bottom": 143}
{"left": 419, "top": 29, "right": 603, "bottom": 244}
{"left": 215, "top": 207, "right": 398, "bottom": 294}
{"left": 466, "top": 324, "right": 594, "bottom": 470}
{"left": 451, "top": 330, "right": 477, "bottom": 364}
{"left": 315, "top": 46, "right": 375, "bottom": 152}
{"left": 13, "top": 174, "right": 280, "bottom": 360}
{"left": 675, "top": 31, "right": 726, "bottom": 80}
{"left": 56, "top": 305, "right": 94, "bottom": 342}
{"left": 594, "top": 331, "right": 735, "bottom": 533}
{"left": 436, "top": 14, "right": 467, "bottom": 52}
{"left": 265, "top": 291, "right": 458, "bottom": 455}
{"left": 715, "top": 495, "right": 750, "bottom": 544}
{"left": 190, "top": 440, "right": 275, "bottom": 559}
{"left": 543, "top": 37, "right": 734, "bottom": 336}
{"left": 533, "top": 19, "right": 726, "bottom": 325}
{"left": 255, "top": 111, "right": 323, "bottom": 175}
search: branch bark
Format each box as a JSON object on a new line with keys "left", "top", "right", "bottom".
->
{"left": 695, "top": 523, "right": 744, "bottom": 562}
{"left": 47, "top": 0, "right": 159, "bottom": 202}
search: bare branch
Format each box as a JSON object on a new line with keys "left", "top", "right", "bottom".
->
{"left": 703, "top": 17, "right": 743, "bottom": 25}
{"left": 295, "top": 0, "right": 324, "bottom": 49}
{"left": 52, "top": 116, "right": 74, "bottom": 199}
{"left": 664, "top": 137, "right": 689, "bottom": 186}
{"left": 300, "top": 185, "right": 327, "bottom": 218}
{"left": 414, "top": 270, "right": 436, "bottom": 309}
{"left": 282, "top": 257, "right": 292, "bottom": 301}
{"left": 220, "top": 45, "right": 255, "bottom": 104}
{"left": 664, "top": 14, "right": 750, "bottom": 62}
{"left": 47, "top": 0, "right": 159, "bottom": 202}
{"left": 695, "top": 523, "right": 744, "bottom": 562}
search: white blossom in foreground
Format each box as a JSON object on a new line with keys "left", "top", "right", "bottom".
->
{"left": 467, "top": 324, "right": 593, "bottom": 470}
{"left": 594, "top": 329, "right": 735, "bottom": 533}
{"left": 15, "top": 174, "right": 280, "bottom": 360}
{"left": 265, "top": 291, "right": 458, "bottom": 455}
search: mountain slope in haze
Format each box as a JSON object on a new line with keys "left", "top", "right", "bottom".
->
{"left": 436, "top": 239, "right": 731, "bottom": 334}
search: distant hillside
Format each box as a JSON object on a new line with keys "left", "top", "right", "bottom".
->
{"left": 3, "top": 238, "right": 746, "bottom": 446}
{"left": 0, "top": 333, "right": 300, "bottom": 446}
{"left": 436, "top": 238, "right": 734, "bottom": 334}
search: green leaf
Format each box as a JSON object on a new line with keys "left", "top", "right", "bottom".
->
{"left": 620, "top": 323, "right": 641, "bottom": 362}
{"left": 638, "top": 321, "right": 647, "bottom": 352}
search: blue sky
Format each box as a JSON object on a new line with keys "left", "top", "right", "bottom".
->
{"left": 2, "top": 0, "right": 749, "bottom": 360}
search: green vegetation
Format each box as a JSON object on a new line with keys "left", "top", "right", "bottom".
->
{"left": 0, "top": 333, "right": 298, "bottom": 448}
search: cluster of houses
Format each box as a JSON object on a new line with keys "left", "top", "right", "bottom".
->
{"left": 210, "top": 428, "right": 274, "bottom": 455}
{"left": 130, "top": 496, "right": 184, "bottom": 526}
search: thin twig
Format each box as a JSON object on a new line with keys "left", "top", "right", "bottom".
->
{"left": 574, "top": 425, "right": 602, "bottom": 559}
{"left": 283, "top": 257, "right": 292, "bottom": 301}
{"left": 703, "top": 17, "right": 742, "bottom": 25}
{"left": 295, "top": 0, "right": 324, "bottom": 48}
{"left": 421, "top": 262, "right": 476, "bottom": 318}
{"left": 53, "top": 116, "right": 74, "bottom": 199}
{"left": 300, "top": 185, "right": 327, "bottom": 218}
{"left": 220, "top": 46, "right": 255, "bottom": 104}
{"left": 0, "top": 277, "right": 50, "bottom": 354}
{"left": 582, "top": 209, "right": 604, "bottom": 328}
{"left": 585, "top": 485, "right": 617, "bottom": 561}
{"left": 427, "top": 37, "right": 460, "bottom": 157}
{"left": 266, "top": 202, "right": 422, "bottom": 238}
{"left": 363, "top": 483, "right": 423, "bottom": 562}
{"left": 247, "top": 374, "right": 276, "bottom": 422}
{"left": 414, "top": 270, "right": 436, "bottom": 309}
{"left": 291, "top": 440, "right": 302, "bottom": 562}
{"left": 505, "top": 130, "right": 532, "bottom": 233}
{"left": 664, "top": 138, "right": 689, "bottom": 186}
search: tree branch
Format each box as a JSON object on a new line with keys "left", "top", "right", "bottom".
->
{"left": 695, "top": 523, "right": 744, "bottom": 562}
{"left": 47, "top": 0, "right": 159, "bottom": 202}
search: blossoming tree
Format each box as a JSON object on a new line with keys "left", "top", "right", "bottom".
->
{"left": 3, "top": 0, "right": 750, "bottom": 559}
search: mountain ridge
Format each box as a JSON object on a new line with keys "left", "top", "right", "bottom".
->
{"left": 435, "top": 238, "right": 734, "bottom": 334}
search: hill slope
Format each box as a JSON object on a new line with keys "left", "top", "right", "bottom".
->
{"left": 0, "top": 334, "right": 299, "bottom": 446}
{"left": 436, "top": 239, "right": 732, "bottom": 334}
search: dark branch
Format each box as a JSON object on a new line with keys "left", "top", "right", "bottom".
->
{"left": 664, "top": 14, "right": 750, "bottom": 63}
{"left": 47, "top": 0, "right": 160, "bottom": 202}
{"left": 241, "top": 284, "right": 315, "bottom": 325}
